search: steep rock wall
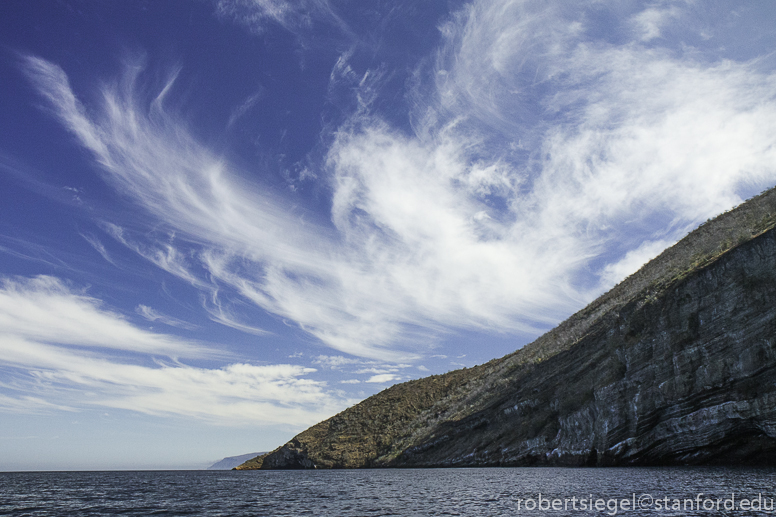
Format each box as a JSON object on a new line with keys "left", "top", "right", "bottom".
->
{"left": 396, "top": 230, "right": 776, "bottom": 466}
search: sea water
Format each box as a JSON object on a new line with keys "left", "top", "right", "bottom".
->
{"left": 1, "top": 467, "right": 775, "bottom": 516}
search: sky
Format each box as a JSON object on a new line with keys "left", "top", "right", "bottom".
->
{"left": 2, "top": 0, "right": 776, "bottom": 470}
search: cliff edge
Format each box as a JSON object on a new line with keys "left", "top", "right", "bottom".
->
{"left": 237, "top": 187, "right": 776, "bottom": 469}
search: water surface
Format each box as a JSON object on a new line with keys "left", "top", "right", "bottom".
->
{"left": 2, "top": 467, "right": 775, "bottom": 516}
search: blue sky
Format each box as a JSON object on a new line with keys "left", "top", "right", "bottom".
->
{"left": 2, "top": 0, "right": 776, "bottom": 470}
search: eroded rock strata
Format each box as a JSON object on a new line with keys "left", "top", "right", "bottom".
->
{"left": 237, "top": 187, "right": 776, "bottom": 469}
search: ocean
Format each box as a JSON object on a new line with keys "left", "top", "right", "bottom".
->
{"left": 1, "top": 467, "right": 775, "bottom": 516}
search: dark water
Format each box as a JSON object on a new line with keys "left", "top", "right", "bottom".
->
{"left": 2, "top": 467, "right": 775, "bottom": 516}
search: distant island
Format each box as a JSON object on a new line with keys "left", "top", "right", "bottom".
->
{"left": 208, "top": 452, "right": 265, "bottom": 470}
{"left": 237, "top": 186, "right": 776, "bottom": 469}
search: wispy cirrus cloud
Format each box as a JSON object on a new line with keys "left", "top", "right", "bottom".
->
{"left": 20, "top": 0, "right": 776, "bottom": 364}
{"left": 630, "top": 3, "right": 683, "bottom": 42}
{"left": 23, "top": 54, "right": 427, "bottom": 360}
{"left": 227, "top": 88, "right": 264, "bottom": 128}
{"left": 0, "top": 276, "right": 207, "bottom": 357}
{"left": 0, "top": 393, "right": 76, "bottom": 414}
{"left": 135, "top": 304, "right": 199, "bottom": 330}
{"left": 0, "top": 275, "right": 351, "bottom": 425}
{"left": 1, "top": 336, "right": 348, "bottom": 425}
{"left": 201, "top": 289, "right": 270, "bottom": 336}
{"left": 80, "top": 232, "right": 116, "bottom": 266}
{"left": 103, "top": 224, "right": 209, "bottom": 289}
{"left": 405, "top": 0, "right": 776, "bottom": 283}
{"left": 214, "top": 0, "right": 344, "bottom": 35}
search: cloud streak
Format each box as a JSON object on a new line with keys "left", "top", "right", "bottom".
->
{"left": 135, "top": 304, "right": 199, "bottom": 330}
{"left": 213, "top": 0, "right": 348, "bottom": 37}
{"left": 0, "top": 276, "right": 207, "bottom": 357}
{"left": 80, "top": 232, "right": 117, "bottom": 266}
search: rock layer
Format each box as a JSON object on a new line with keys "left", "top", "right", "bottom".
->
{"left": 237, "top": 188, "right": 776, "bottom": 469}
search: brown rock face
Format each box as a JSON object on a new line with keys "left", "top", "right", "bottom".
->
{"left": 237, "top": 187, "right": 776, "bottom": 469}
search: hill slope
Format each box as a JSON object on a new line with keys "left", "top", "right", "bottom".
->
{"left": 207, "top": 452, "right": 265, "bottom": 470}
{"left": 237, "top": 187, "right": 776, "bottom": 469}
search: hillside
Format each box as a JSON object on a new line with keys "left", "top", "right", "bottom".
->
{"left": 237, "top": 187, "right": 776, "bottom": 469}
{"left": 207, "top": 452, "right": 265, "bottom": 470}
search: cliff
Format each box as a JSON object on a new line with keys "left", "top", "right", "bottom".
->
{"left": 237, "top": 187, "right": 776, "bottom": 469}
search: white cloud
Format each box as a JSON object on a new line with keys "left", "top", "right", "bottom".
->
{"left": 422, "top": 0, "right": 776, "bottom": 260}
{"left": 21, "top": 0, "right": 776, "bottom": 364}
{"left": 80, "top": 233, "right": 116, "bottom": 266}
{"left": 214, "top": 0, "right": 309, "bottom": 32}
{"left": 0, "top": 393, "right": 76, "bottom": 414}
{"left": 312, "top": 355, "right": 369, "bottom": 370}
{"left": 365, "top": 373, "right": 399, "bottom": 384}
{"left": 0, "top": 276, "right": 207, "bottom": 358}
{"left": 103, "top": 224, "right": 208, "bottom": 290}
{"left": 201, "top": 289, "right": 270, "bottom": 336}
{"left": 354, "top": 367, "right": 396, "bottom": 375}
{"left": 1, "top": 337, "right": 346, "bottom": 426}
{"left": 630, "top": 3, "right": 682, "bottom": 42}
{"left": 213, "top": 0, "right": 342, "bottom": 35}
{"left": 135, "top": 305, "right": 199, "bottom": 330}
{"left": 0, "top": 275, "right": 352, "bottom": 425}
{"left": 227, "top": 89, "right": 263, "bottom": 127}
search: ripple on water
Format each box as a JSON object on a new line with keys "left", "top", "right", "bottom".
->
{"left": 1, "top": 467, "right": 776, "bottom": 516}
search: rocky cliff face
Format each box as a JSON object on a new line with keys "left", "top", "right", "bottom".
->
{"left": 237, "top": 188, "right": 776, "bottom": 469}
